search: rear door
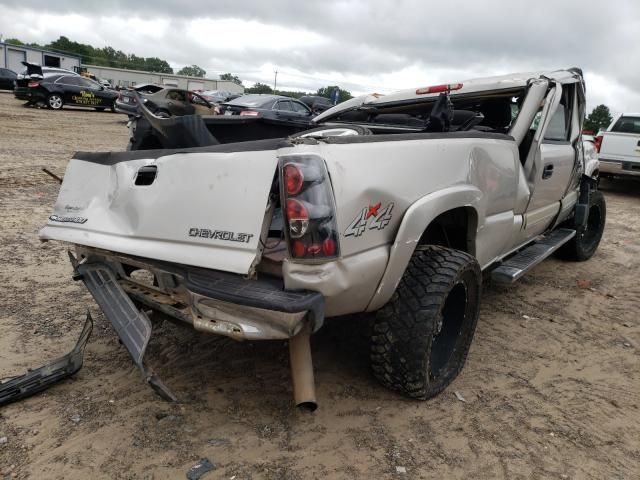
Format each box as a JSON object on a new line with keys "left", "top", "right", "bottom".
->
{"left": 57, "top": 75, "right": 84, "bottom": 105}
{"left": 273, "top": 99, "right": 294, "bottom": 121}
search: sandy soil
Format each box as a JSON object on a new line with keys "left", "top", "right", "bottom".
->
{"left": 0, "top": 92, "right": 638, "bottom": 479}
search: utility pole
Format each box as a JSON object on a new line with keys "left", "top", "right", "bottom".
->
{"left": 274, "top": 70, "right": 278, "bottom": 92}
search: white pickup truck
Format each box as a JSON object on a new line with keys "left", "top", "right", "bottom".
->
{"left": 40, "top": 68, "right": 604, "bottom": 409}
{"left": 596, "top": 113, "right": 640, "bottom": 179}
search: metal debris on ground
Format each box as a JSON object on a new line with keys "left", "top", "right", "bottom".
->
{"left": 454, "top": 391, "right": 467, "bottom": 403}
{"left": 0, "top": 313, "right": 93, "bottom": 407}
{"left": 395, "top": 466, "right": 407, "bottom": 473}
{"left": 186, "top": 458, "right": 216, "bottom": 480}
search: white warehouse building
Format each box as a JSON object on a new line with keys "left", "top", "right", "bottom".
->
{"left": 0, "top": 41, "right": 244, "bottom": 94}
{"left": 83, "top": 64, "right": 244, "bottom": 93}
{"left": 0, "top": 41, "right": 81, "bottom": 73}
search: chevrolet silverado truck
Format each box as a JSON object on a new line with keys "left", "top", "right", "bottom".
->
{"left": 40, "top": 68, "right": 604, "bottom": 409}
{"left": 596, "top": 113, "right": 640, "bottom": 179}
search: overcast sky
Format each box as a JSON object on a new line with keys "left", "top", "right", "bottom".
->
{"left": 1, "top": 0, "right": 639, "bottom": 113}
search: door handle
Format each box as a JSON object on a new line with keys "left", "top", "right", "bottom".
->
{"left": 542, "top": 164, "right": 554, "bottom": 179}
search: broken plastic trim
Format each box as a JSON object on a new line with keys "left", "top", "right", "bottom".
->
{"left": 69, "top": 251, "right": 177, "bottom": 402}
{"left": 0, "top": 312, "right": 93, "bottom": 407}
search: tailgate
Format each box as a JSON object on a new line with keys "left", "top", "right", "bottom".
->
{"left": 600, "top": 132, "right": 640, "bottom": 162}
{"left": 40, "top": 149, "right": 279, "bottom": 274}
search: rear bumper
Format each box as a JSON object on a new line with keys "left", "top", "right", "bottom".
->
{"left": 13, "top": 86, "right": 29, "bottom": 100}
{"left": 600, "top": 159, "right": 640, "bottom": 177}
{"left": 74, "top": 246, "right": 324, "bottom": 341}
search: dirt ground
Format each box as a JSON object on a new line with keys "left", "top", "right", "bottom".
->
{"left": 0, "top": 91, "right": 638, "bottom": 480}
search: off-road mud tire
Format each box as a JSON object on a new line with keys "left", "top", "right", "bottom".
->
{"left": 371, "top": 245, "right": 481, "bottom": 399}
{"left": 558, "top": 190, "right": 606, "bottom": 261}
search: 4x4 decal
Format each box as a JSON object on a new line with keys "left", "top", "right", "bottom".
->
{"left": 345, "top": 202, "right": 394, "bottom": 237}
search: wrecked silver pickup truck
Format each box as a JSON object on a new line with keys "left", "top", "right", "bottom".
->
{"left": 40, "top": 68, "right": 604, "bottom": 409}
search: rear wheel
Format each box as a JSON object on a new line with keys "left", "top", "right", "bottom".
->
{"left": 370, "top": 245, "right": 481, "bottom": 399}
{"left": 558, "top": 190, "right": 606, "bottom": 261}
{"left": 47, "top": 93, "right": 63, "bottom": 110}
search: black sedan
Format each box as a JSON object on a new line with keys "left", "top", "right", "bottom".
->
{"left": 0, "top": 68, "right": 17, "bottom": 90}
{"left": 14, "top": 61, "right": 80, "bottom": 100}
{"left": 299, "top": 95, "right": 334, "bottom": 113}
{"left": 27, "top": 74, "right": 119, "bottom": 111}
{"left": 220, "top": 94, "right": 314, "bottom": 125}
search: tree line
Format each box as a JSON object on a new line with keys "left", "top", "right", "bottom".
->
{"left": 4, "top": 36, "right": 353, "bottom": 101}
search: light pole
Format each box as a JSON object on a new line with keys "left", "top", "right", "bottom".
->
{"left": 274, "top": 70, "right": 278, "bottom": 92}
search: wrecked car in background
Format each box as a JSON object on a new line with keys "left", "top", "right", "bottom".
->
{"left": 40, "top": 68, "right": 603, "bottom": 409}
{"left": 114, "top": 85, "right": 216, "bottom": 118}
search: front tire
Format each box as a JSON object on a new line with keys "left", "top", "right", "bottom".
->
{"left": 47, "top": 93, "right": 63, "bottom": 110}
{"left": 558, "top": 190, "right": 606, "bottom": 261}
{"left": 371, "top": 245, "right": 481, "bottom": 400}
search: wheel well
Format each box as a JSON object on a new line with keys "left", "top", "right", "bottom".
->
{"left": 418, "top": 207, "right": 477, "bottom": 255}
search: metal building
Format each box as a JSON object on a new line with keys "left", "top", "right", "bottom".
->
{"left": 82, "top": 64, "right": 244, "bottom": 93}
{"left": 0, "top": 41, "right": 81, "bottom": 73}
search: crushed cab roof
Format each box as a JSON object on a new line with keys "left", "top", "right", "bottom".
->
{"left": 313, "top": 68, "right": 583, "bottom": 123}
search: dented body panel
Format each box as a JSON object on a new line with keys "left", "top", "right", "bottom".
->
{"left": 41, "top": 68, "right": 595, "bottom": 343}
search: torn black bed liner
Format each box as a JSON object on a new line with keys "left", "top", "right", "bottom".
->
{"left": 0, "top": 313, "right": 92, "bottom": 407}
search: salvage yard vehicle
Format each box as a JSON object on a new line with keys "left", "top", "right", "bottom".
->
{"left": 117, "top": 85, "right": 216, "bottom": 118}
{"left": 40, "top": 68, "right": 604, "bottom": 409}
{"left": 0, "top": 67, "right": 17, "bottom": 90}
{"left": 114, "top": 83, "right": 164, "bottom": 117}
{"left": 596, "top": 113, "right": 640, "bottom": 180}
{"left": 26, "top": 73, "right": 119, "bottom": 111}
{"left": 299, "top": 95, "right": 334, "bottom": 113}
{"left": 13, "top": 61, "right": 80, "bottom": 101}
{"left": 220, "top": 94, "right": 314, "bottom": 124}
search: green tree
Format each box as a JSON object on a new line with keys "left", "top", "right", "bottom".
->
{"left": 584, "top": 104, "right": 613, "bottom": 133}
{"left": 316, "top": 85, "right": 353, "bottom": 103}
{"left": 245, "top": 82, "right": 273, "bottom": 94}
{"left": 177, "top": 65, "right": 206, "bottom": 77}
{"left": 220, "top": 73, "right": 243, "bottom": 85}
{"left": 4, "top": 38, "right": 24, "bottom": 45}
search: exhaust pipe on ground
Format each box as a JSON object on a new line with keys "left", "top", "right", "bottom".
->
{"left": 288, "top": 319, "right": 317, "bottom": 411}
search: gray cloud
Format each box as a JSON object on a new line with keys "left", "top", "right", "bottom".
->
{"left": 1, "top": 0, "right": 638, "bottom": 111}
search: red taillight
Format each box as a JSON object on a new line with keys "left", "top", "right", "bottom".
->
{"left": 416, "top": 83, "right": 463, "bottom": 95}
{"left": 292, "top": 240, "right": 307, "bottom": 258}
{"left": 28, "top": 80, "right": 40, "bottom": 88}
{"left": 284, "top": 163, "right": 304, "bottom": 195}
{"left": 287, "top": 199, "right": 308, "bottom": 220}
{"left": 240, "top": 110, "right": 260, "bottom": 117}
{"left": 594, "top": 135, "right": 603, "bottom": 153}
{"left": 322, "top": 238, "right": 336, "bottom": 256}
{"left": 280, "top": 155, "right": 340, "bottom": 260}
